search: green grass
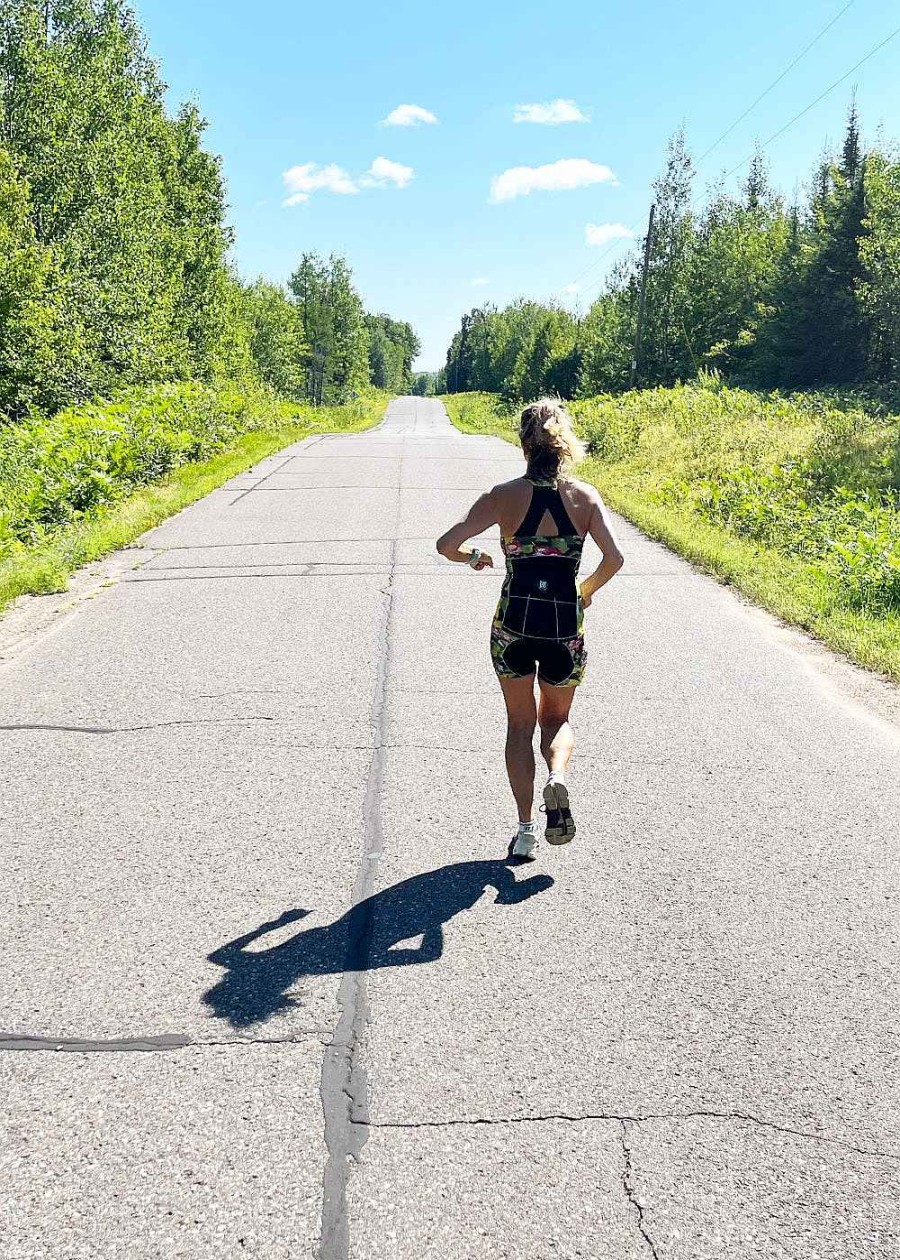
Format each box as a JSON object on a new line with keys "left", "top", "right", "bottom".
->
{"left": 0, "top": 390, "right": 385, "bottom": 614}
{"left": 441, "top": 388, "right": 900, "bottom": 683}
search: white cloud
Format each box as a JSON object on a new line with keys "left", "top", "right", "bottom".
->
{"left": 561, "top": 282, "right": 580, "bottom": 295}
{"left": 470, "top": 277, "right": 490, "bottom": 286}
{"left": 381, "top": 103, "right": 438, "bottom": 127}
{"left": 490, "top": 158, "right": 617, "bottom": 203}
{"left": 361, "top": 156, "right": 414, "bottom": 188}
{"left": 282, "top": 163, "right": 358, "bottom": 205}
{"left": 513, "top": 99, "right": 589, "bottom": 125}
{"left": 282, "top": 157, "right": 414, "bottom": 205}
{"left": 585, "top": 222, "right": 635, "bottom": 247}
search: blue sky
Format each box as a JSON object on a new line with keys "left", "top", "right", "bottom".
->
{"left": 135, "top": 0, "right": 899, "bottom": 369}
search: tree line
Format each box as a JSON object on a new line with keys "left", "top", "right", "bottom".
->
{"left": 0, "top": 0, "right": 418, "bottom": 420}
{"left": 442, "top": 104, "right": 900, "bottom": 401}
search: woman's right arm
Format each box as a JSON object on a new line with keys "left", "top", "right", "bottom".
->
{"left": 579, "top": 490, "right": 624, "bottom": 607}
{"left": 435, "top": 489, "right": 500, "bottom": 569}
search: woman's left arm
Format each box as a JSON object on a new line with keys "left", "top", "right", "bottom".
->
{"left": 580, "top": 490, "right": 624, "bottom": 606}
{"left": 436, "top": 490, "right": 499, "bottom": 569}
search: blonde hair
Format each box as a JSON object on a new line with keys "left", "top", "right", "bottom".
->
{"left": 519, "top": 398, "right": 586, "bottom": 481}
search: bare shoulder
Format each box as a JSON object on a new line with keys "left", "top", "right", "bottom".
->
{"left": 561, "top": 476, "right": 604, "bottom": 511}
{"left": 566, "top": 475, "right": 602, "bottom": 498}
{"left": 492, "top": 475, "right": 529, "bottom": 494}
{"left": 489, "top": 475, "right": 531, "bottom": 508}
{"left": 491, "top": 476, "right": 531, "bottom": 534}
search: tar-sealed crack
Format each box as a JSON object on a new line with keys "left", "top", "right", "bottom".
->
{"left": 0, "top": 1030, "right": 328, "bottom": 1053}
{"left": 0, "top": 717, "right": 275, "bottom": 735}
{"left": 620, "top": 1120, "right": 662, "bottom": 1259}
{"left": 317, "top": 530, "right": 398, "bottom": 1260}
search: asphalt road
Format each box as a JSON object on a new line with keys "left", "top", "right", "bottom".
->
{"left": 2, "top": 396, "right": 900, "bottom": 1260}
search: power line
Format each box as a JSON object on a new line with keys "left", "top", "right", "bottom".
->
{"left": 573, "top": 18, "right": 900, "bottom": 303}
{"left": 695, "top": 0, "right": 857, "bottom": 165}
{"left": 560, "top": 228, "right": 639, "bottom": 299}
{"left": 720, "top": 21, "right": 900, "bottom": 183}
{"left": 557, "top": 4, "right": 884, "bottom": 303}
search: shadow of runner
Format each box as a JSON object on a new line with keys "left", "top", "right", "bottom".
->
{"left": 203, "top": 857, "right": 554, "bottom": 1028}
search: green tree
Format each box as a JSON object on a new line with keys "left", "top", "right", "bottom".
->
{"left": 0, "top": 138, "right": 71, "bottom": 416}
{"left": 0, "top": 2, "right": 421, "bottom": 421}
{"left": 756, "top": 107, "right": 869, "bottom": 386}
{"left": 289, "top": 253, "right": 370, "bottom": 403}
{"left": 365, "top": 313, "right": 420, "bottom": 392}
{"left": 0, "top": 0, "right": 240, "bottom": 411}
{"left": 640, "top": 127, "right": 695, "bottom": 385}
{"left": 858, "top": 149, "right": 900, "bottom": 382}
{"left": 242, "top": 278, "right": 307, "bottom": 397}
{"left": 508, "top": 306, "right": 579, "bottom": 402}
{"left": 411, "top": 371, "right": 436, "bottom": 396}
{"left": 579, "top": 279, "right": 635, "bottom": 394}
{"left": 442, "top": 103, "right": 900, "bottom": 397}
{"left": 687, "top": 157, "right": 790, "bottom": 376}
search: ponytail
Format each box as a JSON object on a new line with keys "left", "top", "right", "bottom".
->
{"left": 519, "top": 398, "right": 586, "bottom": 480}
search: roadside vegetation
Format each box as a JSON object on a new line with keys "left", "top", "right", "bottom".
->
{"left": 437, "top": 101, "right": 900, "bottom": 681}
{"left": 0, "top": 1, "right": 413, "bottom": 613}
{"left": 443, "top": 386, "right": 900, "bottom": 682}
{"left": 438, "top": 108, "right": 899, "bottom": 402}
{"left": 0, "top": 3, "right": 419, "bottom": 417}
{"left": 0, "top": 386, "right": 386, "bottom": 612}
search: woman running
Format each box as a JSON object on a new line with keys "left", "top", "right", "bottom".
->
{"left": 436, "top": 399, "right": 624, "bottom": 858}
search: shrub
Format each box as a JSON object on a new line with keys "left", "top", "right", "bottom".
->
{"left": 0, "top": 380, "right": 372, "bottom": 561}
{"left": 445, "top": 382, "right": 900, "bottom": 619}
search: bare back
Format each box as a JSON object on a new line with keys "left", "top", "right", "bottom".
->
{"left": 494, "top": 476, "right": 598, "bottom": 539}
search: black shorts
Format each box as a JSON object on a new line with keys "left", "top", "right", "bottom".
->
{"left": 490, "top": 620, "right": 586, "bottom": 687}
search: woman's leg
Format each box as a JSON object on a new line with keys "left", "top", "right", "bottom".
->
{"left": 537, "top": 681, "right": 578, "bottom": 843}
{"left": 537, "top": 680, "right": 577, "bottom": 777}
{"left": 498, "top": 674, "right": 538, "bottom": 822}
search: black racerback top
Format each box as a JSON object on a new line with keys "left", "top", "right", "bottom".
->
{"left": 495, "top": 478, "right": 585, "bottom": 641}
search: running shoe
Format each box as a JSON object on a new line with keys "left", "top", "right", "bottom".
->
{"left": 512, "top": 824, "right": 538, "bottom": 859}
{"left": 542, "top": 777, "right": 576, "bottom": 845}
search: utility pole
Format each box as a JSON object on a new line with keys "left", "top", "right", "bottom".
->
{"left": 630, "top": 203, "right": 655, "bottom": 390}
{"left": 477, "top": 309, "right": 488, "bottom": 388}
{"left": 455, "top": 326, "right": 467, "bottom": 394}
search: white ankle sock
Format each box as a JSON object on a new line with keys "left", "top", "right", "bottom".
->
{"left": 548, "top": 771, "right": 566, "bottom": 786}
{"left": 518, "top": 820, "right": 537, "bottom": 832}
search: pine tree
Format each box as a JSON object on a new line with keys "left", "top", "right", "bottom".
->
{"left": 753, "top": 107, "right": 869, "bottom": 386}
{"left": 642, "top": 127, "right": 695, "bottom": 384}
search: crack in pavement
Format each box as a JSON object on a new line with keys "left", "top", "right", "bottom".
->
{"left": 352, "top": 1108, "right": 900, "bottom": 1162}
{"left": 226, "top": 484, "right": 494, "bottom": 493}
{"left": 0, "top": 1033, "right": 192, "bottom": 1052}
{"left": 228, "top": 446, "right": 318, "bottom": 503}
{"left": 187, "top": 689, "right": 326, "bottom": 699}
{"left": 123, "top": 571, "right": 384, "bottom": 583}
{"left": 317, "top": 521, "right": 401, "bottom": 1259}
{"left": 0, "top": 1030, "right": 329, "bottom": 1053}
{"left": 145, "top": 561, "right": 388, "bottom": 571}
{"left": 620, "top": 1120, "right": 662, "bottom": 1259}
{"left": 230, "top": 485, "right": 401, "bottom": 494}
{"left": 0, "top": 717, "right": 275, "bottom": 735}
{"left": 155, "top": 537, "right": 431, "bottom": 548}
